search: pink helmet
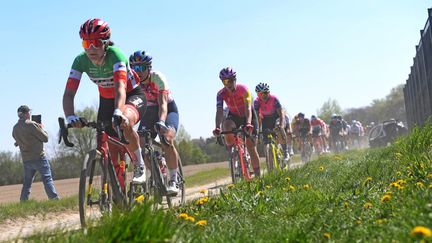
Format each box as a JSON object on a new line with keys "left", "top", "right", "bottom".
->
{"left": 79, "top": 18, "right": 111, "bottom": 40}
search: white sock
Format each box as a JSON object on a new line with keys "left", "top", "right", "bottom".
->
{"left": 134, "top": 148, "right": 145, "bottom": 170}
{"left": 169, "top": 168, "right": 178, "bottom": 182}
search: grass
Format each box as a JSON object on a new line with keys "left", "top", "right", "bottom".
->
{"left": 186, "top": 167, "right": 230, "bottom": 186}
{"left": 0, "top": 196, "right": 78, "bottom": 224}
{"left": 14, "top": 126, "right": 432, "bottom": 241}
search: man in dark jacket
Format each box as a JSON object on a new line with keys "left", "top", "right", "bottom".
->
{"left": 12, "top": 105, "right": 59, "bottom": 201}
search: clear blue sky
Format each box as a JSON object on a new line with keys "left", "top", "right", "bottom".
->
{"left": 1, "top": 1, "right": 430, "bottom": 153}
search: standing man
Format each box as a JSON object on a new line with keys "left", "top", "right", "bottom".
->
{"left": 12, "top": 105, "right": 59, "bottom": 201}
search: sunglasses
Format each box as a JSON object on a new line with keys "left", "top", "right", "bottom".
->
{"left": 222, "top": 78, "right": 235, "bottom": 85}
{"left": 82, "top": 39, "right": 105, "bottom": 49}
{"left": 132, "top": 64, "right": 149, "bottom": 72}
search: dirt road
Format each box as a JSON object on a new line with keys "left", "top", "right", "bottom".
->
{"left": 0, "top": 161, "right": 227, "bottom": 205}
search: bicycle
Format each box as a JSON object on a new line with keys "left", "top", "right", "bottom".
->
{"left": 299, "top": 132, "right": 313, "bottom": 163}
{"left": 137, "top": 128, "right": 185, "bottom": 210}
{"left": 58, "top": 117, "right": 143, "bottom": 227}
{"left": 312, "top": 126, "right": 323, "bottom": 155}
{"left": 217, "top": 127, "right": 253, "bottom": 183}
{"left": 261, "top": 128, "right": 285, "bottom": 172}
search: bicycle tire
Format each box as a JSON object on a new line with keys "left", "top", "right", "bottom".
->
{"left": 275, "top": 144, "right": 285, "bottom": 170}
{"left": 166, "top": 156, "right": 186, "bottom": 208}
{"left": 150, "top": 153, "right": 166, "bottom": 210}
{"left": 229, "top": 148, "right": 242, "bottom": 183}
{"left": 265, "top": 143, "right": 274, "bottom": 172}
{"left": 79, "top": 150, "right": 111, "bottom": 227}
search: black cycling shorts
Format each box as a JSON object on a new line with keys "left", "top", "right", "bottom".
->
{"left": 138, "top": 101, "right": 179, "bottom": 139}
{"left": 98, "top": 87, "right": 147, "bottom": 137}
{"left": 226, "top": 109, "right": 258, "bottom": 135}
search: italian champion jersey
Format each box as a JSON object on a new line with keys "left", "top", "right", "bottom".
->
{"left": 216, "top": 84, "right": 252, "bottom": 117}
{"left": 66, "top": 46, "right": 140, "bottom": 99}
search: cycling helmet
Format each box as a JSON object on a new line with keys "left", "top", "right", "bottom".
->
{"left": 298, "top": 112, "right": 305, "bottom": 118}
{"left": 255, "top": 83, "right": 270, "bottom": 93}
{"left": 311, "top": 115, "right": 316, "bottom": 120}
{"left": 129, "top": 50, "right": 152, "bottom": 66}
{"left": 219, "top": 67, "right": 237, "bottom": 80}
{"left": 79, "top": 18, "right": 111, "bottom": 40}
{"left": 331, "top": 114, "right": 337, "bottom": 119}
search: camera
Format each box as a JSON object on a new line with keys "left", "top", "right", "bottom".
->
{"left": 31, "top": 114, "right": 42, "bottom": 124}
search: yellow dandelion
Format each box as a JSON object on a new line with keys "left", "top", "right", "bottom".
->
{"left": 396, "top": 171, "right": 402, "bottom": 176}
{"left": 256, "top": 191, "right": 264, "bottom": 196}
{"left": 227, "top": 184, "right": 235, "bottom": 189}
{"left": 265, "top": 185, "right": 271, "bottom": 189}
{"left": 199, "top": 189, "right": 208, "bottom": 194}
{"left": 427, "top": 173, "right": 432, "bottom": 178}
{"left": 135, "top": 194, "right": 145, "bottom": 203}
{"left": 376, "top": 219, "right": 385, "bottom": 224}
{"left": 417, "top": 182, "right": 425, "bottom": 188}
{"left": 186, "top": 216, "right": 196, "bottom": 222}
{"left": 365, "top": 177, "right": 373, "bottom": 182}
{"left": 289, "top": 185, "right": 296, "bottom": 191}
{"left": 323, "top": 232, "right": 331, "bottom": 239}
{"left": 363, "top": 202, "right": 373, "bottom": 209}
{"left": 202, "top": 196, "right": 209, "bottom": 203}
{"left": 303, "top": 184, "right": 310, "bottom": 190}
{"left": 285, "top": 177, "right": 291, "bottom": 181}
{"left": 394, "top": 153, "right": 402, "bottom": 159}
{"left": 429, "top": 184, "right": 432, "bottom": 189}
{"left": 196, "top": 220, "right": 207, "bottom": 226}
{"left": 344, "top": 201, "right": 349, "bottom": 208}
{"left": 381, "top": 194, "right": 391, "bottom": 203}
{"left": 319, "top": 166, "right": 325, "bottom": 171}
{"left": 408, "top": 171, "right": 414, "bottom": 177}
{"left": 178, "top": 213, "right": 189, "bottom": 219}
{"left": 355, "top": 220, "right": 362, "bottom": 225}
{"left": 411, "top": 226, "right": 432, "bottom": 238}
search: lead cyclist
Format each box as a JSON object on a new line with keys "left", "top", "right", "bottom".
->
{"left": 62, "top": 18, "right": 147, "bottom": 183}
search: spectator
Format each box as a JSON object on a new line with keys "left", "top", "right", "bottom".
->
{"left": 12, "top": 105, "right": 59, "bottom": 201}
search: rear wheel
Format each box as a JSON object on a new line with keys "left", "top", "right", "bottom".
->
{"left": 79, "top": 150, "right": 111, "bottom": 228}
{"left": 107, "top": 155, "right": 127, "bottom": 209}
{"left": 150, "top": 154, "right": 166, "bottom": 210}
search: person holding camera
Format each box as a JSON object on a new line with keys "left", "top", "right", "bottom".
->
{"left": 12, "top": 105, "right": 59, "bottom": 201}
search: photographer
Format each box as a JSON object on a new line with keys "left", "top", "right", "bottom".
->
{"left": 12, "top": 105, "right": 59, "bottom": 201}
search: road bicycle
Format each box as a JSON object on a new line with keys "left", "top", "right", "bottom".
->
{"left": 261, "top": 128, "right": 285, "bottom": 172}
{"left": 299, "top": 132, "right": 313, "bottom": 163}
{"left": 58, "top": 117, "right": 144, "bottom": 227}
{"left": 217, "top": 127, "right": 253, "bottom": 183}
{"left": 137, "top": 128, "right": 185, "bottom": 210}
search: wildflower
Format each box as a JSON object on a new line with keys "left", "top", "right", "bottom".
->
{"left": 196, "top": 220, "right": 207, "bottom": 226}
{"left": 363, "top": 202, "right": 373, "bottom": 209}
{"left": 178, "top": 213, "right": 189, "bottom": 219}
{"left": 196, "top": 197, "right": 209, "bottom": 205}
{"left": 416, "top": 182, "right": 425, "bottom": 188}
{"left": 135, "top": 195, "right": 145, "bottom": 203}
{"left": 355, "top": 220, "right": 361, "bottom": 225}
{"left": 289, "top": 185, "right": 296, "bottom": 191}
{"left": 394, "top": 153, "right": 402, "bottom": 159}
{"left": 411, "top": 226, "right": 432, "bottom": 238}
{"left": 344, "top": 201, "right": 349, "bottom": 209}
{"left": 199, "top": 189, "right": 208, "bottom": 194}
{"left": 227, "top": 184, "right": 235, "bottom": 189}
{"left": 429, "top": 184, "right": 432, "bottom": 189}
{"left": 265, "top": 185, "right": 271, "bottom": 189}
{"left": 408, "top": 171, "right": 414, "bottom": 177}
{"left": 285, "top": 177, "right": 291, "bottom": 181}
{"left": 381, "top": 194, "right": 391, "bottom": 203}
{"left": 427, "top": 173, "right": 432, "bottom": 178}
{"left": 186, "top": 216, "right": 196, "bottom": 222}
{"left": 319, "top": 166, "right": 325, "bottom": 171}
{"left": 365, "top": 177, "right": 373, "bottom": 182}
{"left": 376, "top": 219, "right": 385, "bottom": 224}
{"left": 396, "top": 171, "right": 402, "bottom": 176}
{"left": 323, "top": 232, "right": 331, "bottom": 239}
{"left": 255, "top": 191, "right": 264, "bottom": 197}
{"left": 303, "top": 184, "right": 310, "bottom": 190}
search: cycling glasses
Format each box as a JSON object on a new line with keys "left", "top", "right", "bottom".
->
{"left": 82, "top": 39, "right": 105, "bottom": 49}
{"left": 131, "top": 64, "right": 149, "bottom": 72}
{"left": 222, "top": 78, "right": 235, "bottom": 85}
{"left": 257, "top": 92, "right": 269, "bottom": 97}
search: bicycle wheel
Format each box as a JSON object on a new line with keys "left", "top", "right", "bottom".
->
{"left": 166, "top": 156, "right": 186, "bottom": 208}
{"left": 128, "top": 181, "right": 147, "bottom": 207}
{"left": 79, "top": 150, "right": 111, "bottom": 228}
{"left": 275, "top": 144, "right": 285, "bottom": 170}
{"left": 150, "top": 154, "right": 166, "bottom": 210}
{"left": 229, "top": 148, "right": 242, "bottom": 183}
{"left": 265, "top": 143, "right": 274, "bottom": 173}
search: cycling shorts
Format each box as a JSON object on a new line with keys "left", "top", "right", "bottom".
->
{"left": 226, "top": 110, "right": 258, "bottom": 135}
{"left": 138, "top": 101, "right": 179, "bottom": 139}
{"left": 98, "top": 87, "right": 147, "bottom": 137}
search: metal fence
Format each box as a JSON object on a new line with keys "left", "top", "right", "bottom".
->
{"left": 404, "top": 8, "right": 432, "bottom": 129}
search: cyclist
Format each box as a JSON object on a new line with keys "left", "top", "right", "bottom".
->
{"left": 337, "top": 115, "right": 349, "bottom": 150}
{"left": 253, "top": 83, "right": 290, "bottom": 165}
{"left": 294, "top": 112, "right": 311, "bottom": 154}
{"left": 281, "top": 111, "right": 294, "bottom": 156}
{"left": 63, "top": 19, "right": 147, "bottom": 183}
{"left": 329, "top": 114, "right": 343, "bottom": 152}
{"left": 213, "top": 67, "right": 261, "bottom": 177}
{"left": 129, "top": 50, "right": 180, "bottom": 195}
{"left": 310, "top": 115, "right": 327, "bottom": 154}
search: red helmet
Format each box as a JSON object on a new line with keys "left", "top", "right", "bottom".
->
{"left": 79, "top": 18, "right": 111, "bottom": 40}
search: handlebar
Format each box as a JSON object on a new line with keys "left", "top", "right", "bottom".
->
{"left": 215, "top": 126, "right": 256, "bottom": 146}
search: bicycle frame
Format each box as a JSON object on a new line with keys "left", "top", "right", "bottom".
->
{"left": 261, "top": 129, "right": 281, "bottom": 171}
{"left": 220, "top": 128, "right": 252, "bottom": 181}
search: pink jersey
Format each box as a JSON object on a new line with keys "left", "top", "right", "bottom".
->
{"left": 216, "top": 84, "right": 252, "bottom": 117}
{"left": 253, "top": 94, "right": 282, "bottom": 117}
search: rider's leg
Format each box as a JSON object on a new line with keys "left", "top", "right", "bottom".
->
{"left": 160, "top": 112, "right": 180, "bottom": 183}
{"left": 222, "top": 119, "right": 236, "bottom": 147}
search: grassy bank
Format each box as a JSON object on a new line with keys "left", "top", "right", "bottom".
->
{"left": 22, "top": 125, "right": 432, "bottom": 241}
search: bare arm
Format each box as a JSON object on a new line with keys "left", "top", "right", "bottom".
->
{"left": 215, "top": 107, "right": 224, "bottom": 129}
{"left": 63, "top": 88, "right": 77, "bottom": 116}
{"left": 245, "top": 104, "right": 252, "bottom": 125}
{"left": 114, "top": 81, "right": 127, "bottom": 111}
{"left": 158, "top": 92, "right": 169, "bottom": 122}
{"left": 277, "top": 108, "right": 285, "bottom": 128}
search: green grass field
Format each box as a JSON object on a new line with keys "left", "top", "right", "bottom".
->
{"left": 15, "top": 126, "right": 432, "bottom": 241}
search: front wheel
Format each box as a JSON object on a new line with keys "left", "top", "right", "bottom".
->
{"left": 229, "top": 148, "right": 242, "bottom": 183}
{"left": 79, "top": 150, "right": 111, "bottom": 228}
{"left": 265, "top": 143, "right": 274, "bottom": 173}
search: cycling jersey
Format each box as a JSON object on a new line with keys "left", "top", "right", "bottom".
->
{"left": 311, "top": 118, "right": 326, "bottom": 134}
{"left": 140, "top": 71, "right": 174, "bottom": 106}
{"left": 253, "top": 94, "right": 282, "bottom": 118}
{"left": 66, "top": 46, "right": 140, "bottom": 99}
{"left": 216, "top": 84, "right": 252, "bottom": 117}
